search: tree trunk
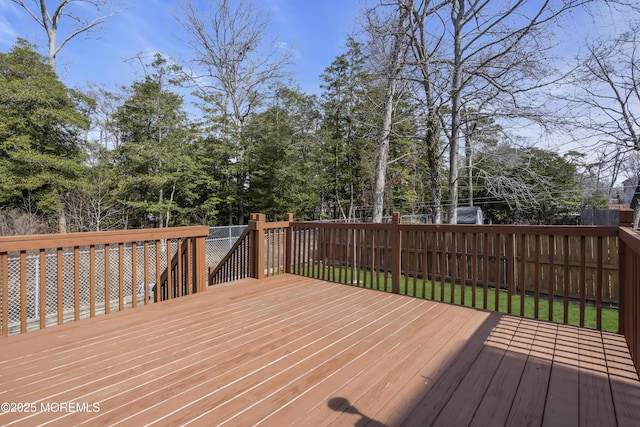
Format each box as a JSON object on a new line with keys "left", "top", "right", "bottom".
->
{"left": 47, "top": 27, "right": 57, "bottom": 70}
{"left": 406, "top": 0, "right": 443, "bottom": 223}
{"left": 165, "top": 182, "right": 177, "bottom": 228}
{"left": 466, "top": 131, "right": 473, "bottom": 206}
{"left": 426, "top": 120, "right": 443, "bottom": 224}
{"left": 446, "top": 0, "right": 465, "bottom": 224}
{"left": 57, "top": 210, "right": 67, "bottom": 234}
{"left": 371, "top": 3, "right": 410, "bottom": 223}
{"left": 371, "top": 83, "right": 396, "bottom": 223}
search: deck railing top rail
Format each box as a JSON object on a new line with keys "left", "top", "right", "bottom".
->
{"left": 295, "top": 220, "right": 620, "bottom": 236}
{"left": 0, "top": 225, "right": 210, "bottom": 252}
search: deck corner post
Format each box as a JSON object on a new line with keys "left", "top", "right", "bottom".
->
{"left": 618, "top": 228, "right": 627, "bottom": 335}
{"left": 392, "top": 212, "right": 401, "bottom": 294}
{"left": 285, "top": 213, "right": 294, "bottom": 274}
{"left": 619, "top": 209, "right": 634, "bottom": 228}
{"left": 250, "top": 213, "right": 266, "bottom": 279}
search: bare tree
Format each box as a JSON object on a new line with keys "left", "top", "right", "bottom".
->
{"left": 10, "top": 0, "right": 119, "bottom": 72}
{"left": 377, "top": 0, "right": 567, "bottom": 223}
{"left": 440, "top": 0, "right": 593, "bottom": 223}
{"left": 0, "top": 207, "right": 50, "bottom": 236}
{"left": 179, "top": 0, "right": 293, "bottom": 128}
{"left": 398, "top": 0, "right": 640, "bottom": 224}
{"left": 65, "top": 169, "right": 125, "bottom": 231}
{"left": 585, "top": 145, "right": 629, "bottom": 201}
{"left": 444, "top": 1, "right": 640, "bottom": 223}
{"left": 83, "top": 83, "right": 122, "bottom": 152}
{"left": 178, "top": 0, "right": 294, "bottom": 224}
{"left": 572, "top": 25, "right": 640, "bottom": 151}
{"left": 404, "top": 0, "right": 449, "bottom": 223}
{"left": 367, "top": 1, "right": 412, "bottom": 223}
{"left": 570, "top": 24, "right": 640, "bottom": 224}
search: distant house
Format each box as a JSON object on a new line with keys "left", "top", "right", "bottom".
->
{"left": 455, "top": 206, "right": 484, "bottom": 224}
{"left": 621, "top": 176, "right": 638, "bottom": 205}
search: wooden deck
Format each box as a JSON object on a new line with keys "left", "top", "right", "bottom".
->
{"left": 1, "top": 274, "right": 639, "bottom": 426}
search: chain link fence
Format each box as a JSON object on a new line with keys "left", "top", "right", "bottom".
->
{"left": 1, "top": 225, "right": 246, "bottom": 336}
{"left": 205, "top": 226, "right": 247, "bottom": 267}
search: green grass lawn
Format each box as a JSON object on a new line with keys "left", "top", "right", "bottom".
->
{"left": 296, "top": 264, "right": 618, "bottom": 332}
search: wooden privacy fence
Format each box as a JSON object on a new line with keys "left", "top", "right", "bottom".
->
{"left": 0, "top": 226, "right": 208, "bottom": 337}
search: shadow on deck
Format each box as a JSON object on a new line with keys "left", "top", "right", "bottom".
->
{"left": 0, "top": 274, "right": 638, "bottom": 426}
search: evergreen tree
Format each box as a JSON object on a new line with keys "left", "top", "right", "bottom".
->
{"left": 0, "top": 39, "right": 87, "bottom": 226}
{"left": 111, "top": 54, "right": 198, "bottom": 228}
{"left": 244, "top": 87, "right": 321, "bottom": 219}
{"left": 319, "top": 40, "right": 374, "bottom": 220}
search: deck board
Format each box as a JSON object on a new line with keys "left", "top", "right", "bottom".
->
{"left": 471, "top": 317, "right": 534, "bottom": 426}
{"left": 578, "top": 327, "right": 617, "bottom": 426}
{"left": 505, "top": 320, "right": 555, "bottom": 425}
{"left": 0, "top": 274, "right": 638, "bottom": 426}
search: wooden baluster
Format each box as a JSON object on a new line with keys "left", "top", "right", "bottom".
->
{"left": 144, "top": 242, "right": 150, "bottom": 303}
{"left": 596, "top": 235, "right": 603, "bottom": 330}
{"left": 20, "top": 251, "right": 27, "bottom": 333}
{"left": 132, "top": 242, "right": 138, "bottom": 306}
{"left": 39, "top": 250, "right": 46, "bottom": 329}
{"left": 119, "top": 243, "right": 125, "bottom": 307}
{"left": 548, "top": 235, "right": 555, "bottom": 322}
{"left": 519, "top": 235, "right": 526, "bottom": 317}
{"left": 1, "top": 253, "right": 8, "bottom": 337}
{"left": 579, "top": 235, "right": 586, "bottom": 327}
{"left": 105, "top": 244, "right": 111, "bottom": 312}
{"left": 74, "top": 246, "right": 80, "bottom": 321}
{"left": 482, "top": 232, "right": 489, "bottom": 309}
{"left": 461, "top": 232, "right": 467, "bottom": 306}
{"left": 90, "top": 245, "right": 96, "bottom": 316}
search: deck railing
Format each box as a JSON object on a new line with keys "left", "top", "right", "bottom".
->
{"left": 619, "top": 227, "right": 640, "bottom": 375}
{"left": 209, "top": 226, "right": 253, "bottom": 284}
{"left": 292, "top": 215, "right": 623, "bottom": 328}
{"left": 158, "top": 232, "right": 207, "bottom": 302}
{"left": 209, "top": 212, "right": 640, "bottom": 375}
{"left": 209, "top": 213, "right": 293, "bottom": 284}
{"left": 0, "top": 225, "right": 208, "bottom": 337}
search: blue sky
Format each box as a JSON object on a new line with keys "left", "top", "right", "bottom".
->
{"left": 0, "top": 0, "right": 631, "bottom": 154}
{"left": 0, "top": 0, "right": 626, "bottom": 95}
{"left": 0, "top": 0, "right": 365, "bottom": 94}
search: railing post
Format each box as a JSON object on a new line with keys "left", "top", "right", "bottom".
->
{"left": 618, "top": 229, "right": 626, "bottom": 335}
{"left": 250, "top": 213, "right": 266, "bottom": 279}
{"left": 392, "top": 212, "right": 401, "bottom": 294}
{"left": 285, "top": 213, "right": 294, "bottom": 274}
{"left": 619, "top": 209, "right": 634, "bottom": 228}
{"left": 194, "top": 235, "right": 207, "bottom": 293}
